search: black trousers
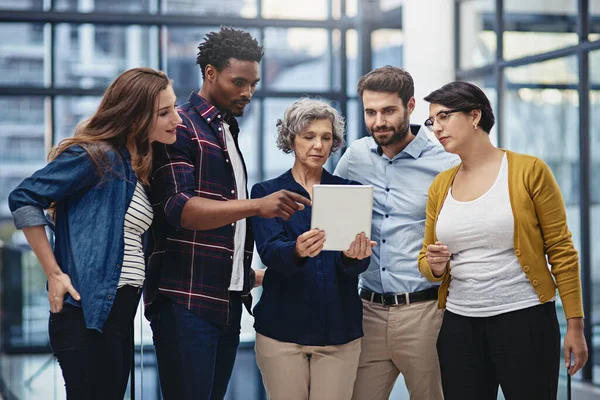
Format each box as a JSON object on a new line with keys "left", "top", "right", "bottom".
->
{"left": 49, "top": 285, "right": 142, "bottom": 400}
{"left": 436, "top": 302, "right": 560, "bottom": 400}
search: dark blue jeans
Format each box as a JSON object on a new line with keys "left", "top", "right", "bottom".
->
{"left": 149, "top": 293, "right": 242, "bottom": 400}
{"left": 49, "top": 285, "right": 141, "bottom": 400}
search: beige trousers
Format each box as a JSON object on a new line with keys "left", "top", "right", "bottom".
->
{"left": 352, "top": 299, "right": 444, "bottom": 400}
{"left": 255, "top": 333, "right": 362, "bottom": 400}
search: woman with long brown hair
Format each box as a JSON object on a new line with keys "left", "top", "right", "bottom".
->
{"left": 8, "top": 67, "right": 182, "bottom": 399}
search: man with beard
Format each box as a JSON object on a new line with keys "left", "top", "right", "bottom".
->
{"left": 146, "top": 27, "right": 310, "bottom": 400}
{"left": 334, "top": 66, "right": 458, "bottom": 400}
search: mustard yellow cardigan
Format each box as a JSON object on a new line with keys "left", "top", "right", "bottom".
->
{"left": 417, "top": 150, "right": 583, "bottom": 319}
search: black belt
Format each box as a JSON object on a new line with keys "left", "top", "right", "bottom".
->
{"left": 359, "top": 287, "right": 438, "bottom": 306}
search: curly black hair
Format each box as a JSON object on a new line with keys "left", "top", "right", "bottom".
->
{"left": 196, "top": 27, "right": 264, "bottom": 79}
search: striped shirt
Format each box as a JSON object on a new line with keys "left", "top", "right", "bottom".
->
{"left": 118, "top": 181, "right": 153, "bottom": 288}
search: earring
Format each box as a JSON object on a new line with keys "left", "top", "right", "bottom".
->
{"left": 473, "top": 124, "right": 478, "bottom": 130}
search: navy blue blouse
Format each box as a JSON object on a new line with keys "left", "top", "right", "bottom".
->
{"left": 250, "top": 169, "right": 369, "bottom": 346}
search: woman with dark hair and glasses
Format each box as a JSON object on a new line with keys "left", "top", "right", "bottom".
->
{"left": 418, "top": 81, "right": 587, "bottom": 400}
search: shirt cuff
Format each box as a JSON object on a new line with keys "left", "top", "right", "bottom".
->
{"left": 12, "top": 205, "right": 48, "bottom": 229}
{"left": 164, "top": 192, "right": 193, "bottom": 229}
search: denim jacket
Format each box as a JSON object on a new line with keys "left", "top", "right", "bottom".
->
{"left": 8, "top": 144, "right": 139, "bottom": 332}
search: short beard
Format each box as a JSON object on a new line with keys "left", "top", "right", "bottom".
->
{"left": 370, "top": 118, "right": 410, "bottom": 147}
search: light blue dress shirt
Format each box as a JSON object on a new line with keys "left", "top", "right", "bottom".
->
{"left": 334, "top": 126, "right": 459, "bottom": 294}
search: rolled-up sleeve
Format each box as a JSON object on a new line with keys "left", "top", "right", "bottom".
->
{"left": 151, "top": 122, "right": 198, "bottom": 229}
{"left": 9, "top": 145, "right": 99, "bottom": 229}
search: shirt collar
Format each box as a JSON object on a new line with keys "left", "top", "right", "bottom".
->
{"left": 279, "top": 168, "right": 337, "bottom": 192}
{"left": 187, "top": 92, "right": 240, "bottom": 135}
{"left": 369, "top": 124, "right": 429, "bottom": 160}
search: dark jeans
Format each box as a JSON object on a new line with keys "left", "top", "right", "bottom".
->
{"left": 149, "top": 293, "right": 242, "bottom": 400}
{"left": 49, "top": 285, "right": 142, "bottom": 400}
{"left": 437, "top": 302, "right": 560, "bottom": 400}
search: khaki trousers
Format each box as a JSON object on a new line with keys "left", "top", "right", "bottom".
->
{"left": 255, "top": 333, "right": 361, "bottom": 400}
{"left": 352, "top": 299, "right": 444, "bottom": 400}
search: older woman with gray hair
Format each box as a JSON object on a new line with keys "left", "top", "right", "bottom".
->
{"left": 250, "top": 98, "right": 374, "bottom": 400}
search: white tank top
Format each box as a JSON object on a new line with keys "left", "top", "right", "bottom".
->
{"left": 435, "top": 153, "right": 544, "bottom": 317}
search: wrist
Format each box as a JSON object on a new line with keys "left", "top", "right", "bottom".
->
{"left": 432, "top": 266, "right": 445, "bottom": 278}
{"left": 248, "top": 198, "right": 260, "bottom": 216}
{"left": 567, "top": 317, "right": 584, "bottom": 331}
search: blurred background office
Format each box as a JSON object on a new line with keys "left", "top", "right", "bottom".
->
{"left": 0, "top": 0, "right": 599, "bottom": 399}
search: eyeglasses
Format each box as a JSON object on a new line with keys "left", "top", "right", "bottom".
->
{"left": 424, "top": 108, "right": 471, "bottom": 132}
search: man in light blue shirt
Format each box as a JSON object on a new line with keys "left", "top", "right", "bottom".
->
{"left": 335, "top": 66, "right": 458, "bottom": 400}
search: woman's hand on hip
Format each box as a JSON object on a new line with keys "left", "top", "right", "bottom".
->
{"left": 425, "top": 241, "right": 452, "bottom": 277}
{"left": 343, "top": 232, "right": 376, "bottom": 260}
{"left": 47, "top": 270, "right": 81, "bottom": 313}
{"left": 295, "top": 229, "right": 326, "bottom": 258}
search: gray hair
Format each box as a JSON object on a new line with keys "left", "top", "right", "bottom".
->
{"left": 276, "top": 98, "right": 346, "bottom": 154}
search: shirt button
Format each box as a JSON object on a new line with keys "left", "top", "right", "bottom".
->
{"left": 218, "top": 115, "right": 221, "bottom": 118}
{"left": 116, "top": 264, "right": 121, "bottom": 269}
{"left": 532, "top": 279, "right": 539, "bottom": 287}
{"left": 382, "top": 268, "right": 386, "bottom": 271}
{"left": 231, "top": 190, "right": 235, "bottom": 194}
{"left": 231, "top": 222, "right": 235, "bottom": 227}
{"left": 522, "top": 265, "right": 530, "bottom": 273}
{"left": 108, "top": 295, "right": 112, "bottom": 300}
{"left": 515, "top": 249, "right": 521, "bottom": 256}
{"left": 385, "top": 214, "right": 389, "bottom": 218}
{"left": 230, "top": 255, "right": 233, "bottom": 260}
{"left": 386, "top": 188, "right": 390, "bottom": 192}
{"left": 388, "top": 161, "right": 392, "bottom": 165}
{"left": 207, "top": 118, "right": 211, "bottom": 122}
{"left": 219, "top": 127, "right": 222, "bottom": 131}
{"left": 539, "top": 294, "right": 546, "bottom": 302}
{"left": 226, "top": 159, "right": 230, "bottom": 163}
{"left": 382, "top": 239, "right": 386, "bottom": 243}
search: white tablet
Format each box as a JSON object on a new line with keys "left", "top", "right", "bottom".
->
{"left": 310, "top": 184, "right": 374, "bottom": 251}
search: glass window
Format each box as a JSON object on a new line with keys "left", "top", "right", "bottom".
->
{"left": 54, "top": 24, "right": 154, "bottom": 89}
{"left": 0, "top": 23, "right": 48, "bottom": 87}
{"left": 458, "top": 0, "right": 496, "bottom": 69}
{"left": 503, "top": 0, "right": 578, "bottom": 61}
{"left": 346, "top": 29, "right": 358, "bottom": 97}
{"left": 371, "top": 29, "right": 403, "bottom": 70}
{"left": 504, "top": 56, "right": 578, "bottom": 86}
{"left": 263, "top": 98, "right": 297, "bottom": 179}
{"left": 591, "top": 0, "right": 600, "bottom": 41}
{"left": 263, "top": 28, "right": 330, "bottom": 92}
{"left": 54, "top": 96, "right": 102, "bottom": 145}
{"left": 55, "top": 0, "right": 152, "bottom": 13}
{"left": 0, "top": 0, "right": 45, "bottom": 10}
{"left": 0, "top": 96, "right": 48, "bottom": 244}
{"left": 503, "top": 59, "right": 580, "bottom": 383}
{"left": 590, "top": 48, "right": 600, "bottom": 385}
{"left": 380, "top": 0, "right": 402, "bottom": 12}
{"left": 346, "top": 0, "right": 358, "bottom": 17}
{"left": 262, "top": 0, "right": 327, "bottom": 20}
{"left": 161, "top": 0, "right": 258, "bottom": 18}
{"left": 346, "top": 98, "right": 362, "bottom": 145}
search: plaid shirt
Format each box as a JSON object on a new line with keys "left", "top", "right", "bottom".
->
{"left": 145, "top": 92, "right": 254, "bottom": 325}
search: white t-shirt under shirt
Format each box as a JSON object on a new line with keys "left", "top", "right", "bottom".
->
{"left": 118, "top": 181, "right": 153, "bottom": 288}
{"left": 435, "top": 153, "right": 544, "bottom": 317}
{"left": 223, "top": 121, "right": 246, "bottom": 291}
